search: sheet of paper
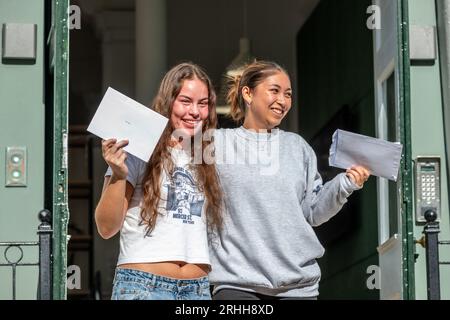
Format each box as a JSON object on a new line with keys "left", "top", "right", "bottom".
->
{"left": 329, "top": 129, "right": 403, "bottom": 181}
{"left": 87, "top": 87, "right": 168, "bottom": 162}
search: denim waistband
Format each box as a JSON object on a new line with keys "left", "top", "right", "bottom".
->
{"left": 114, "top": 267, "right": 210, "bottom": 289}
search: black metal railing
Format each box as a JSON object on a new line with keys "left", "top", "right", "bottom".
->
{"left": 0, "top": 210, "right": 52, "bottom": 300}
{"left": 418, "top": 210, "right": 450, "bottom": 300}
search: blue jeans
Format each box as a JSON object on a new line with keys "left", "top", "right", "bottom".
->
{"left": 111, "top": 268, "right": 211, "bottom": 300}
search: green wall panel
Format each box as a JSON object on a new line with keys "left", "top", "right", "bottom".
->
{"left": 0, "top": 0, "right": 45, "bottom": 299}
{"left": 409, "top": 0, "right": 450, "bottom": 300}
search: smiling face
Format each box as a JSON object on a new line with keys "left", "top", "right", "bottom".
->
{"left": 170, "top": 77, "right": 210, "bottom": 137}
{"left": 242, "top": 71, "right": 292, "bottom": 130}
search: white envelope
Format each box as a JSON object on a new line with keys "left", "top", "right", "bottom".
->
{"left": 329, "top": 129, "right": 403, "bottom": 181}
{"left": 87, "top": 87, "right": 168, "bottom": 162}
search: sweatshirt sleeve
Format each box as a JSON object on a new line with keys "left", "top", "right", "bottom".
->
{"left": 301, "top": 145, "right": 361, "bottom": 227}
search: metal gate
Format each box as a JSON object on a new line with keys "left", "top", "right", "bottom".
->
{"left": 0, "top": 210, "right": 52, "bottom": 300}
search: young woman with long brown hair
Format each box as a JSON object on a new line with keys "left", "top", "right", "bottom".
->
{"left": 95, "top": 63, "right": 222, "bottom": 300}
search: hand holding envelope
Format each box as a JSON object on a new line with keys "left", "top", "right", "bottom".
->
{"left": 329, "top": 129, "right": 403, "bottom": 181}
{"left": 87, "top": 87, "right": 169, "bottom": 162}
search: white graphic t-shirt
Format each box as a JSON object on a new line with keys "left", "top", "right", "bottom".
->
{"left": 105, "top": 148, "right": 210, "bottom": 266}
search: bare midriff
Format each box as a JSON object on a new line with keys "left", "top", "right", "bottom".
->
{"left": 118, "top": 261, "right": 210, "bottom": 279}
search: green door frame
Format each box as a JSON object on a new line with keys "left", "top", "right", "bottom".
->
{"left": 398, "top": 0, "right": 415, "bottom": 300}
{"left": 47, "top": 0, "right": 69, "bottom": 300}
{"left": 373, "top": 0, "right": 414, "bottom": 300}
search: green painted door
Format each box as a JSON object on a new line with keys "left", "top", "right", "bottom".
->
{"left": 0, "top": 0, "right": 68, "bottom": 300}
{"left": 47, "top": 0, "right": 70, "bottom": 300}
{"left": 373, "top": 0, "right": 414, "bottom": 299}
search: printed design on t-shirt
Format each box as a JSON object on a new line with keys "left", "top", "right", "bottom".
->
{"left": 165, "top": 167, "right": 204, "bottom": 224}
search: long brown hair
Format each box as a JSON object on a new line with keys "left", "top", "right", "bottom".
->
{"left": 228, "top": 61, "right": 287, "bottom": 123}
{"left": 140, "top": 63, "right": 223, "bottom": 237}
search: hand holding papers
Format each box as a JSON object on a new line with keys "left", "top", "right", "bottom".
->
{"left": 87, "top": 87, "right": 168, "bottom": 162}
{"left": 329, "top": 129, "right": 403, "bottom": 181}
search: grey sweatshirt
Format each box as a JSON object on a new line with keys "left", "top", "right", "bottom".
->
{"left": 208, "top": 126, "right": 360, "bottom": 297}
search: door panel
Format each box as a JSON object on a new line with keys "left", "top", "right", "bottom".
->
{"left": 46, "top": 0, "right": 70, "bottom": 300}
{"left": 373, "top": 0, "right": 413, "bottom": 300}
